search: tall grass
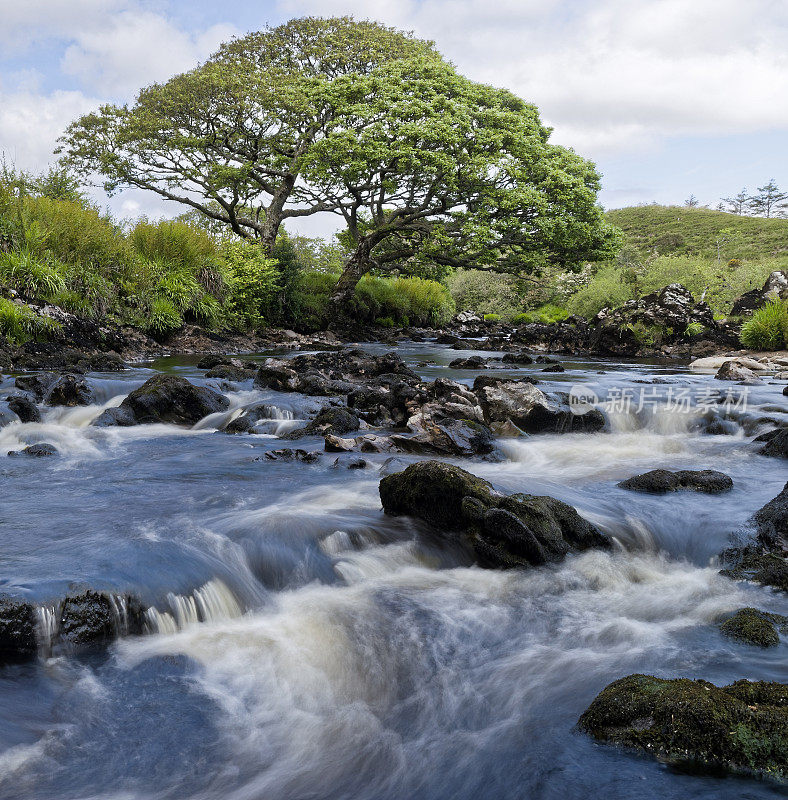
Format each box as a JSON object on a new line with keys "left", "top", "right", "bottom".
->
{"left": 0, "top": 298, "right": 60, "bottom": 344}
{"left": 739, "top": 301, "right": 788, "bottom": 350}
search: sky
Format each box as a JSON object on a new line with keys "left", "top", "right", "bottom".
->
{"left": 1, "top": 0, "right": 787, "bottom": 237}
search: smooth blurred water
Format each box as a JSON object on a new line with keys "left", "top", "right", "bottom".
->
{"left": 0, "top": 343, "right": 786, "bottom": 800}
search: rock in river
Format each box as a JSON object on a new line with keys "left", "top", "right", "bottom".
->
{"left": 618, "top": 469, "right": 733, "bottom": 494}
{"left": 719, "top": 607, "right": 786, "bottom": 648}
{"left": 579, "top": 674, "right": 788, "bottom": 781}
{"left": 93, "top": 375, "right": 228, "bottom": 426}
{"left": 379, "top": 460, "right": 610, "bottom": 568}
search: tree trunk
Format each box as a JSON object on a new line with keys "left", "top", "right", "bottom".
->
{"left": 327, "top": 239, "right": 376, "bottom": 325}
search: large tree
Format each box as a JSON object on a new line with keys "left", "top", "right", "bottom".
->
{"left": 295, "top": 56, "right": 619, "bottom": 310}
{"left": 57, "top": 17, "right": 435, "bottom": 254}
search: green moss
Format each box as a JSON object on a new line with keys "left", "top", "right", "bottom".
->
{"left": 720, "top": 607, "right": 785, "bottom": 647}
{"left": 579, "top": 674, "right": 788, "bottom": 781}
{"left": 720, "top": 553, "right": 788, "bottom": 592}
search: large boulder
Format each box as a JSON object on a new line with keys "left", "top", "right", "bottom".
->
{"left": 579, "top": 674, "right": 788, "bottom": 781}
{"left": 618, "top": 469, "right": 733, "bottom": 494}
{"left": 0, "top": 597, "right": 38, "bottom": 664}
{"left": 379, "top": 461, "right": 609, "bottom": 568}
{"left": 731, "top": 270, "right": 788, "bottom": 317}
{"left": 45, "top": 374, "right": 93, "bottom": 406}
{"left": 283, "top": 406, "right": 360, "bottom": 440}
{"left": 473, "top": 377, "right": 605, "bottom": 433}
{"left": 95, "top": 375, "right": 229, "bottom": 426}
{"left": 761, "top": 429, "right": 788, "bottom": 459}
{"left": 390, "top": 418, "right": 497, "bottom": 457}
{"left": 6, "top": 395, "right": 41, "bottom": 423}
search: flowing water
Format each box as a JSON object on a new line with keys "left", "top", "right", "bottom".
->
{"left": 0, "top": 342, "right": 786, "bottom": 800}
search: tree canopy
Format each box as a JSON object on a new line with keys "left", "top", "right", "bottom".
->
{"left": 59, "top": 15, "right": 617, "bottom": 317}
{"left": 58, "top": 17, "right": 435, "bottom": 253}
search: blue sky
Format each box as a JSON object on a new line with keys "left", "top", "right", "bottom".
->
{"left": 1, "top": 0, "right": 787, "bottom": 235}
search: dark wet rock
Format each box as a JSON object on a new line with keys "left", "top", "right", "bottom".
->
{"left": 435, "top": 333, "right": 460, "bottom": 345}
{"left": 86, "top": 352, "right": 126, "bottom": 372}
{"left": 731, "top": 270, "right": 788, "bottom": 316}
{"left": 205, "top": 364, "right": 256, "bottom": 381}
{"left": 102, "top": 375, "right": 229, "bottom": 426}
{"left": 59, "top": 590, "right": 145, "bottom": 646}
{"left": 761, "top": 429, "right": 788, "bottom": 459}
{"left": 473, "top": 377, "right": 604, "bottom": 434}
{"left": 618, "top": 469, "right": 733, "bottom": 494}
{"left": 283, "top": 406, "right": 360, "bottom": 440}
{"left": 541, "top": 363, "right": 565, "bottom": 373}
{"left": 334, "top": 457, "right": 368, "bottom": 470}
{"left": 8, "top": 443, "right": 58, "bottom": 457}
{"left": 0, "top": 596, "right": 38, "bottom": 665}
{"left": 197, "top": 354, "right": 231, "bottom": 370}
{"left": 535, "top": 355, "right": 559, "bottom": 364}
{"left": 501, "top": 351, "right": 534, "bottom": 365}
{"left": 253, "top": 360, "right": 299, "bottom": 391}
{"left": 14, "top": 372, "right": 58, "bottom": 402}
{"left": 390, "top": 417, "right": 497, "bottom": 458}
{"left": 449, "top": 355, "right": 488, "bottom": 370}
{"left": 379, "top": 461, "right": 609, "bottom": 569}
{"left": 720, "top": 482, "right": 787, "bottom": 592}
{"left": 7, "top": 395, "right": 41, "bottom": 423}
{"left": 720, "top": 607, "right": 786, "bottom": 647}
{"left": 45, "top": 374, "right": 93, "bottom": 406}
{"left": 578, "top": 674, "right": 788, "bottom": 781}
{"left": 715, "top": 361, "right": 757, "bottom": 382}
{"left": 92, "top": 406, "right": 137, "bottom": 427}
{"left": 258, "top": 448, "right": 320, "bottom": 464}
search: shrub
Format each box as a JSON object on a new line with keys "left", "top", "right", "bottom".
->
{"left": 483, "top": 313, "right": 501, "bottom": 323}
{"left": 515, "top": 304, "right": 570, "bottom": 324}
{"left": 222, "top": 240, "right": 281, "bottom": 329}
{"left": 683, "top": 321, "right": 706, "bottom": 338}
{"left": 147, "top": 296, "right": 183, "bottom": 337}
{"left": 0, "top": 298, "right": 60, "bottom": 344}
{"left": 289, "top": 271, "right": 337, "bottom": 330}
{"left": 374, "top": 316, "right": 396, "bottom": 328}
{"left": 566, "top": 263, "right": 637, "bottom": 318}
{"left": 447, "top": 269, "right": 522, "bottom": 319}
{"left": 739, "top": 301, "right": 788, "bottom": 351}
{"left": 0, "top": 250, "right": 66, "bottom": 300}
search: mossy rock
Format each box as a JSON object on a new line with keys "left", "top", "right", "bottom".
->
{"left": 721, "top": 552, "right": 788, "bottom": 593}
{"left": 579, "top": 674, "right": 788, "bottom": 781}
{"left": 720, "top": 607, "right": 786, "bottom": 647}
{"left": 379, "top": 460, "right": 609, "bottom": 568}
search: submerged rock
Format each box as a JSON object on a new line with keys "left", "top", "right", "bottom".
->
{"left": 45, "top": 374, "right": 93, "bottom": 406}
{"left": 578, "top": 674, "right": 788, "bottom": 781}
{"left": 379, "top": 461, "right": 609, "bottom": 568}
{"left": 283, "top": 406, "right": 360, "bottom": 440}
{"left": 0, "top": 597, "right": 38, "bottom": 664}
{"left": 8, "top": 443, "right": 58, "bottom": 457}
{"left": 618, "top": 469, "right": 733, "bottom": 494}
{"left": 719, "top": 607, "right": 786, "bottom": 647}
{"left": 258, "top": 448, "right": 320, "bottom": 463}
{"left": 95, "top": 375, "right": 228, "bottom": 426}
{"left": 449, "top": 355, "right": 488, "bottom": 370}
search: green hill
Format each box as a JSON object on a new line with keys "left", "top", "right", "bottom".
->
{"left": 605, "top": 205, "right": 788, "bottom": 260}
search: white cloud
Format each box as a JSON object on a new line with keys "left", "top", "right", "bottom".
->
{"left": 61, "top": 11, "right": 238, "bottom": 96}
{"left": 278, "top": 0, "right": 788, "bottom": 157}
{"left": 0, "top": 87, "right": 97, "bottom": 171}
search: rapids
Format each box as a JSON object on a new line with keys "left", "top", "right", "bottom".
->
{"left": 0, "top": 342, "right": 785, "bottom": 800}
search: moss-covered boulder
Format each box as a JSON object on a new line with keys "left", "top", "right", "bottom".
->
{"left": 94, "top": 375, "right": 229, "bottom": 427}
{"left": 720, "top": 607, "right": 786, "bottom": 647}
{"left": 579, "top": 674, "right": 788, "bottom": 781}
{"left": 379, "top": 461, "right": 609, "bottom": 568}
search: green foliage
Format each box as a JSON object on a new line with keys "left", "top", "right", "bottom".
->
{"left": 606, "top": 205, "right": 788, "bottom": 260}
{"left": 566, "top": 263, "right": 637, "bottom": 318}
{"left": 447, "top": 269, "right": 524, "bottom": 320}
{"left": 221, "top": 240, "right": 281, "bottom": 330}
{"left": 515, "top": 304, "right": 570, "bottom": 324}
{"left": 147, "top": 296, "right": 183, "bottom": 337}
{"left": 739, "top": 301, "right": 788, "bottom": 350}
{"left": 0, "top": 250, "right": 66, "bottom": 299}
{"left": 483, "top": 313, "right": 501, "bottom": 323}
{"left": 0, "top": 298, "right": 60, "bottom": 344}
{"left": 684, "top": 321, "right": 706, "bottom": 337}
{"left": 624, "top": 322, "right": 672, "bottom": 347}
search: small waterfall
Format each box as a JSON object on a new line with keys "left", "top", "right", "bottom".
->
{"left": 35, "top": 606, "right": 58, "bottom": 657}
{"left": 145, "top": 579, "right": 244, "bottom": 634}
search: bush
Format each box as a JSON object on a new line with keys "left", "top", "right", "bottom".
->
{"left": 147, "top": 296, "right": 183, "bottom": 337}
{"left": 566, "top": 264, "right": 637, "bottom": 318}
{"left": 0, "top": 298, "right": 60, "bottom": 344}
{"left": 683, "top": 321, "right": 706, "bottom": 338}
{"left": 289, "top": 271, "right": 337, "bottom": 331}
{"left": 739, "top": 301, "right": 788, "bottom": 350}
{"left": 0, "top": 250, "right": 66, "bottom": 300}
{"left": 222, "top": 240, "right": 281, "bottom": 330}
{"left": 356, "top": 275, "right": 453, "bottom": 327}
{"left": 483, "top": 313, "right": 501, "bottom": 323}
{"left": 447, "top": 269, "right": 523, "bottom": 319}
{"left": 515, "top": 304, "right": 569, "bottom": 324}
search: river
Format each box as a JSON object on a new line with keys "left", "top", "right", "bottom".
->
{"left": 0, "top": 341, "right": 785, "bottom": 800}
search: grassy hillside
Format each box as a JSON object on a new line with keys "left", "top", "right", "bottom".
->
{"left": 606, "top": 205, "right": 788, "bottom": 260}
